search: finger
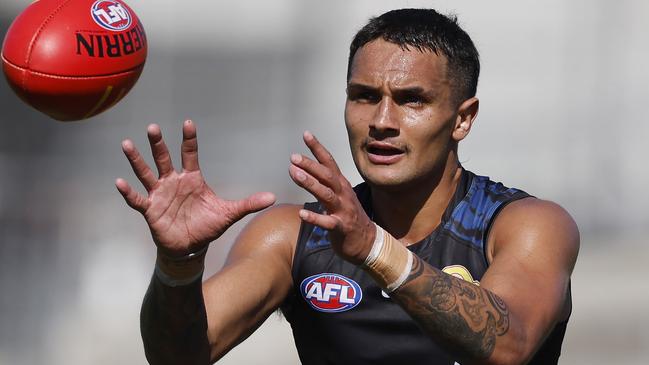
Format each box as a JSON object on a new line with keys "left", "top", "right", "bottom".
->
{"left": 227, "top": 192, "right": 276, "bottom": 222}
{"left": 299, "top": 209, "right": 341, "bottom": 231}
{"left": 289, "top": 164, "right": 339, "bottom": 207}
{"left": 181, "top": 120, "right": 200, "bottom": 172}
{"left": 115, "top": 178, "right": 149, "bottom": 213}
{"left": 303, "top": 131, "right": 342, "bottom": 173}
{"left": 290, "top": 154, "right": 339, "bottom": 191}
{"left": 147, "top": 124, "right": 174, "bottom": 177}
{"left": 121, "top": 139, "right": 157, "bottom": 191}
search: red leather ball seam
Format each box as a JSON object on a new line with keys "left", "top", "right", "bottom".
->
{"left": 24, "top": 0, "right": 74, "bottom": 90}
{"left": 3, "top": 53, "right": 143, "bottom": 79}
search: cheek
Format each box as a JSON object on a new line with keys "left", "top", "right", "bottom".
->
{"left": 402, "top": 111, "right": 447, "bottom": 138}
{"left": 404, "top": 112, "right": 455, "bottom": 154}
{"left": 344, "top": 105, "right": 366, "bottom": 141}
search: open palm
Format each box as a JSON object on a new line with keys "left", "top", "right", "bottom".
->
{"left": 116, "top": 121, "right": 275, "bottom": 256}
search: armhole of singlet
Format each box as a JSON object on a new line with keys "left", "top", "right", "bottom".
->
{"left": 290, "top": 202, "right": 321, "bottom": 281}
{"left": 482, "top": 193, "right": 533, "bottom": 266}
{"left": 281, "top": 202, "right": 320, "bottom": 317}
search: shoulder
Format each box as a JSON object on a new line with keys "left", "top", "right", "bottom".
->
{"left": 480, "top": 199, "right": 579, "bottom": 352}
{"left": 226, "top": 204, "right": 303, "bottom": 266}
{"left": 487, "top": 197, "right": 580, "bottom": 268}
{"left": 244, "top": 203, "right": 303, "bottom": 234}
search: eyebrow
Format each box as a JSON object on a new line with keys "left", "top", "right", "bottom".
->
{"left": 346, "top": 83, "right": 377, "bottom": 94}
{"left": 347, "top": 83, "right": 435, "bottom": 98}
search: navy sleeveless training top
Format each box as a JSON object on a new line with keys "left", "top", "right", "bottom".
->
{"left": 281, "top": 169, "right": 569, "bottom": 364}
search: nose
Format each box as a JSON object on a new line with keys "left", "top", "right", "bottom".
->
{"left": 370, "top": 97, "right": 399, "bottom": 133}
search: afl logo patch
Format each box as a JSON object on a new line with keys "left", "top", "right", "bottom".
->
{"left": 91, "top": 0, "right": 132, "bottom": 31}
{"left": 300, "top": 273, "right": 362, "bottom": 313}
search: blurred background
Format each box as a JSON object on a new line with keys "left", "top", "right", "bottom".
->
{"left": 1, "top": 0, "right": 647, "bottom": 364}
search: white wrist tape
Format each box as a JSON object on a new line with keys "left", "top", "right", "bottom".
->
{"left": 387, "top": 248, "right": 413, "bottom": 292}
{"left": 155, "top": 246, "right": 207, "bottom": 287}
{"left": 362, "top": 223, "right": 413, "bottom": 293}
{"left": 363, "top": 223, "right": 385, "bottom": 267}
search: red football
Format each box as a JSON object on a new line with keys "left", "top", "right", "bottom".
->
{"left": 1, "top": 0, "right": 147, "bottom": 121}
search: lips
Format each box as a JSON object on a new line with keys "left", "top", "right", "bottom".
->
{"left": 365, "top": 141, "right": 405, "bottom": 164}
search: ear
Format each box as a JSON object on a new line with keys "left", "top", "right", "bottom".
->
{"left": 452, "top": 97, "right": 479, "bottom": 142}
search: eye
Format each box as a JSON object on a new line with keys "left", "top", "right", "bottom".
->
{"left": 349, "top": 90, "right": 380, "bottom": 104}
{"left": 403, "top": 95, "right": 423, "bottom": 105}
{"left": 396, "top": 92, "right": 426, "bottom": 106}
{"left": 361, "top": 92, "right": 380, "bottom": 103}
{"left": 347, "top": 88, "right": 381, "bottom": 104}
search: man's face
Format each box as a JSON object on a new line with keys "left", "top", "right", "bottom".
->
{"left": 345, "top": 39, "right": 459, "bottom": 190}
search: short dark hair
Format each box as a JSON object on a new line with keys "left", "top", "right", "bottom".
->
{"left": 347, "top": 8, "right": 480, "bottom": 105}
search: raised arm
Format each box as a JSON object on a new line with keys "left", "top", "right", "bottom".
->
{"left": 202, "top": 204, "right": 299, "bottom": 361}
{"left": 116, "top": 121, "right": 296, "bottom": 364}
{"left": 137, "top": 204, "right": 299, "bottom": 365}
{"left": 390, "top": 199, "right": 578, "bottom": 364}
{"left": 288, "top": 132, "right": 579, "bottom": 365}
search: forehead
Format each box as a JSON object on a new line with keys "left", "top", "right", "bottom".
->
{"left": 349, "top": 39, "right": 448, "bottom": 88}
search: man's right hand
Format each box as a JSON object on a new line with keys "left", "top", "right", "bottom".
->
{"left": 115, "top": 120, "right": 276, "bottom": 257}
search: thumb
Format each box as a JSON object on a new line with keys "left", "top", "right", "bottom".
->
{"left": 227, "top": 192, "right": 276, "bottom": 221}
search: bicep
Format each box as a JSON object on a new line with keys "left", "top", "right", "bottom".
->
{"left": 200, "top": 204, "right": 301, "bottom": 361}
{"left": 481, "top": 198, "right": 579, "bottom": 356}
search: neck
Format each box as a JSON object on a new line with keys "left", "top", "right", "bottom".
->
{"left": 369, "top": 154, "right": 462, "bottom": 246}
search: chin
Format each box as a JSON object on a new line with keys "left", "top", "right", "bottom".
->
{"left": 359, "top": 168, "right": 413, "bottom": 191}
{"left": 359, "top": 162, "right": 443, "bottom": 194}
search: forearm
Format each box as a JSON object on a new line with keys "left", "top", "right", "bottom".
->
{"left": 141, "top": 274, "right": 210, "bottom": 365}
{"left": 390, "top": 255, "right": 516, "bottom": 364}
{"left": 362, "top": 225, "right": 521, "bottom": 365}
{"left": 140, "top": 252, "right": 211, "bottom": 365}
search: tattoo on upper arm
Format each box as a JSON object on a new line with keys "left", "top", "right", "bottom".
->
{"left": 393, "top": 256, "right": 510, "bottom": 360}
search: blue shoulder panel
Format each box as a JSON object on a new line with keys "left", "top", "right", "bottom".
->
{"left": 305, "top": 225, "right": 331, "bottom": 249}
{"left": 443, "top": 175, "right": 525, "bottom": 250}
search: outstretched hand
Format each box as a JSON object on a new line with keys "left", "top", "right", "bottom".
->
{"left": 289, "top": 131, "right": 375, "bottom": 265}
{"left": 116, "top": 120, "right": 276, "bottom": 256}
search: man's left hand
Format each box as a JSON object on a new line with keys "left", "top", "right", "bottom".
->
{"left": 288, "top": 131, "right": 375, "bottom": 265}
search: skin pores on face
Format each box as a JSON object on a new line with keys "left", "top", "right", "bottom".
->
{"left": 345, "top": 39, "right": 460, "bottom": 192}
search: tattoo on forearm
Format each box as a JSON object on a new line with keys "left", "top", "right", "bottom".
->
{"left": 140, "top": 275, "right": 210, "bottom": 365}
{"left": 393, "top": 256, "right": 510, "bottom": 360}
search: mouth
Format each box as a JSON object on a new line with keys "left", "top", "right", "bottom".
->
{"left": 364, "top": 141, "right": 406, "bottom": 165}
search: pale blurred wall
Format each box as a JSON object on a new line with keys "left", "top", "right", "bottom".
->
{"left": 0, "top": 1, "right": 647, "bottom": 364}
